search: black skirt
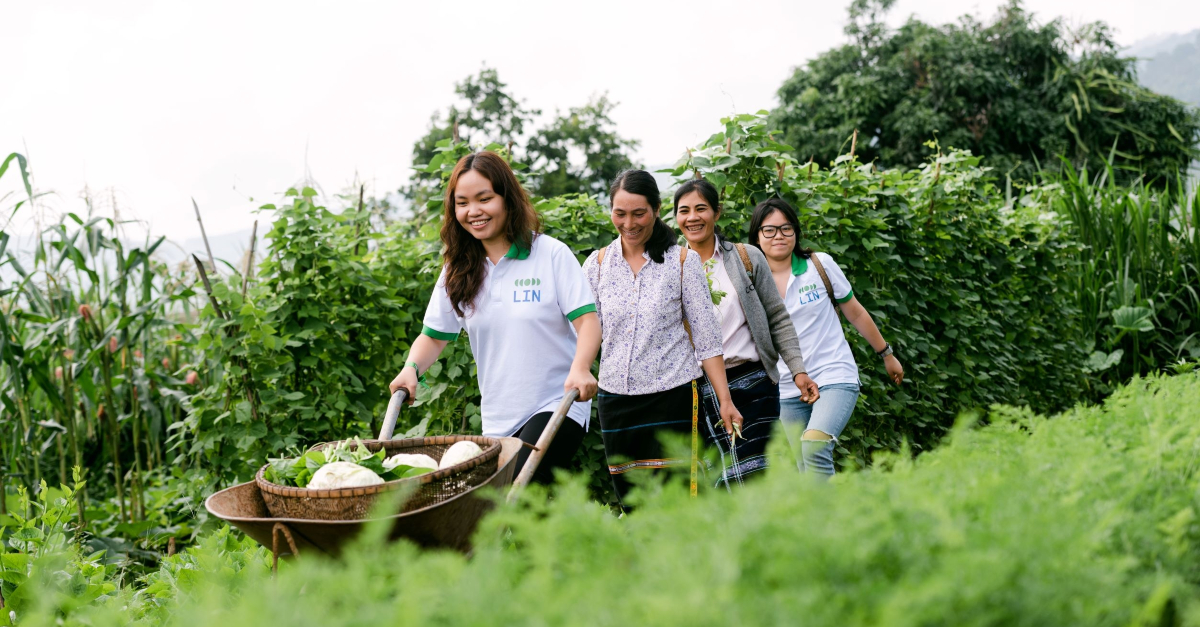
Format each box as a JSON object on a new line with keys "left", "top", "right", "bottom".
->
{"left": 596, "top": 380, "right": 700, "bottom": 505}
{"left": 699, "top": 361, "right": 781, "bottom": 489}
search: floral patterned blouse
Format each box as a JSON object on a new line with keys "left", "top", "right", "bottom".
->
{"left": 583, "top": 239, "right": 723, "bottom": 395}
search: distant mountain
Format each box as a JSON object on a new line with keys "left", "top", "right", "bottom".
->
{"left": 1127, "top": 29, "right": 1200, "bottom": 106}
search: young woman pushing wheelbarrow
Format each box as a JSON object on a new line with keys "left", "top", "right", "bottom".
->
{"left": 390, "top": 151, "right": 600, "bottom": 485}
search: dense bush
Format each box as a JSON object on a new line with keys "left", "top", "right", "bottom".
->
{"left": 182, "top": 113, "right": 1094, "bottom": 484}
{"left": 667, "top": 113, "right": 1088, "bottom": 461}
{"left": 15, "top": 369, "right": 1200, "bottom": 626}
{"left": 180, "top": 191, "right": 438, "bottom": 484}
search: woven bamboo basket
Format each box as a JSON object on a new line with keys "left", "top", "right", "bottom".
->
{"left": 254, "top": 435, "right": 501, "bottom": 521}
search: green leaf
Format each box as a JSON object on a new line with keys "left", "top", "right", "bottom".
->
{"left": 1112, "top": 306, "right": 1154, "bottom": 333}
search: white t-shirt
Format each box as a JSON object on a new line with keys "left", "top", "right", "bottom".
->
{"left": 710, "top": 245, "right": 758, "bottom": 368}
{"left": 422, "top": 234, "right": 596, "bottom": 437}
{"left": 776, "top": 252, "right": 860, "bottom": 397}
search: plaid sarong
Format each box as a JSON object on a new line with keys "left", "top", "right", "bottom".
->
{"left": 699, "top": 362, "right": 781, "bottom": 490}
{"left": 597, "top": 380, "right": 699, "bottom": 506}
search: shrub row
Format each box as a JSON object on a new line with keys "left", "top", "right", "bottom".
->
{"left": 17, "top": 369, "right": 1200, "bottom": 625}
{"left": 180, "top": 114, "right": 1092, "bottom": 492}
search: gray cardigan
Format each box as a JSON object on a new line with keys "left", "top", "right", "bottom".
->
{"left": 712, "top": 238, "right": 807, "bottom": 384}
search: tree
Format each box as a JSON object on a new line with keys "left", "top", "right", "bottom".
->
{"left": 771, "top": 0, "right": 1200, "bottom": 182}
{"left": 524, "top": 95, "right": 640, "bottom": 197}
{"left": 404, "top": 71, "right": 640, "bottom": 207}
{"left": 403, "top": 68, "right": 539, "bottom": 208}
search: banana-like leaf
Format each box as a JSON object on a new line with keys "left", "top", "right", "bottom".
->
{"left": 1112, "top": 306, "right": 1154, "bottom": 333}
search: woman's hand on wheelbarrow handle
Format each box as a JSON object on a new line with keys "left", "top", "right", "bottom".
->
{"left": 389, "top": 367, "right": 418, "bottom": 405}
{"left": 564, "top": 365, "right": 598, "bottom": 402}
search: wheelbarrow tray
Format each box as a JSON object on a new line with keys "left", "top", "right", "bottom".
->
{"left": 204, "top": 436, "right": 522, "bottom": 557}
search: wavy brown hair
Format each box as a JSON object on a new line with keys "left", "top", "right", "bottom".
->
{"left": 441, "top": 151, "right": 542, "bottom": 317}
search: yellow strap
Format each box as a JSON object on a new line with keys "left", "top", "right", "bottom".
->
{"left": 690, "top": 380, "right": 698, "bottom": 498}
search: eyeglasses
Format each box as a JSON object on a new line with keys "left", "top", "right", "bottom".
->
{"left": 758, "top": 225, "right": 796, "bottom": 238}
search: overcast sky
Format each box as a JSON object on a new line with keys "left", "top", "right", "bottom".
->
{"left": 4, "top": 0, "right": 1199, "bottom": 248}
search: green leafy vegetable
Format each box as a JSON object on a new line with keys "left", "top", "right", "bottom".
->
{"left": 263, "top": 438, "right": 432, "bottom": 488}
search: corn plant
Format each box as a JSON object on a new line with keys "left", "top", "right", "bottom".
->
{"left": 1, "top": 154, "right": 210, "bottom": 543}
{"left": 1049, "top": 159, "right": 1200, "bottom": 387}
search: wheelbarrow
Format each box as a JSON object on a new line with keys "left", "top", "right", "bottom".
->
{"left": 204, "top": 388, "right": 578, "bottom": 566}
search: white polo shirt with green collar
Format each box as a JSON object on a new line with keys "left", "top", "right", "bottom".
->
{"left": 422, "top": 234, "right": 596, "bottom": 437}
{"left": 776, "top": 252, "right": 860, "bottom": 397}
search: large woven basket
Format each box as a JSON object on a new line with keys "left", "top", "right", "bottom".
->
{"left": 255, "top": 435, "right": 501, "bottom": 521}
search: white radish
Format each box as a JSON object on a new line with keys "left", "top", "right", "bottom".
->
{"left": 383, "top": 453, "right": 438, "bottom": 472}
{"left": 306, "top": 462, "right": 384, "bottom": 490}
{"left": 438, "top": 441, "right": 484, "bottom": 470}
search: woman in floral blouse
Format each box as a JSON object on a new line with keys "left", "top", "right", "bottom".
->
{"left": 583, "top": 169, "right": 742, "bottom": 506}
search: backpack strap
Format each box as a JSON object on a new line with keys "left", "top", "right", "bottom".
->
{"left": 597, "top": 247, "right": 606, "bottom": 266}
{"left": 679, "top": 247, "right": 694, "bottom": 346}
{"left": 809, "top": 253, "right": 845, "bottom": 322}
{"left": 734, "top": 243, "right": 753, "bottom": 280}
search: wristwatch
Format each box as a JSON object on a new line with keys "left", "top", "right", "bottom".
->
{"left": 876, "top": 343, "right": 894, "bottom": 358}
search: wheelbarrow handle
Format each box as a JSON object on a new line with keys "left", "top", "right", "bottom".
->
{"left": 507, "top": 388, "right": 579, "bottom": 502}
{"left": 377, "top": 389, "right": 408, "bottom": 440}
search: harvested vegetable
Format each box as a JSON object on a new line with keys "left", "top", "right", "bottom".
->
{"left": 438, "top": 441, "right": 484, "bottom": 470}
{"left": 307, "top": 461, "right": 385, "bottom": 489}
{"left": 264, "top": 437, "right": 434, "bottom": 488}
{"left": 384, "top": 453, "right": 438, "bottom": 472}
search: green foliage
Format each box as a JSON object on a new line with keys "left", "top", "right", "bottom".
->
{"left": 262, "top": 438, "right": 429, "bottom": 488}
{"left": 1, "top": 163, "right": 206, "bottom": 537}
{"left": 524, "top": 95, "right": 640, "bottom": 197}
{"left": 181, "top": 190, "right": 427, "bottom": 483}
{"left": 406, "top": 67, "right": 639, "bottom": 202}
{"left": 772, "top": 1, "right": 1200, "bottom": 183}
{"left": 667, "top": 113, "right": 1089, "bottom": 460}
{"left": 403, "top": 68, "right": 539, "bottom": 208}
{"left": 19, "top": 371, "right": 1200, "bottom": 626}
{"left": 0, "top": 474, "right": 116, "bottom": 625}
{"left": 1047, "top": 160, "right": 1200, "bottom": 387}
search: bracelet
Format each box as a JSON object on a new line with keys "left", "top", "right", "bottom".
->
{"left": 404, "top": 361, "right": 429, "bottom": 388}
{"left": 876, "top": 343, "right": 893, "bottom": 358}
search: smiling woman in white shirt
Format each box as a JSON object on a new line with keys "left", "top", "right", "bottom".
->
{"left": 749, "top": 198, "right": 904, "bottom": 478}
{"left": 389, "top": 151, "right": 601, "bottom": 485}
{"left": 583, "top": 169, "right": 742, "bottom": 506}
{"left": 673, "top": 178, "right": 821, "bottom": 488}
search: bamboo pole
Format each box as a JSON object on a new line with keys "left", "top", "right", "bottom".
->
{"left": 242, "top": 220, "right": 258, "bottom": 300}
{"left": 192, "top": 198, "right": 217, "bottom": 273}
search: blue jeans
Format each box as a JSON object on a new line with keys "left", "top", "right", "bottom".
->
{"left": 778, "top": 383, "right": 860, "bottom": 478}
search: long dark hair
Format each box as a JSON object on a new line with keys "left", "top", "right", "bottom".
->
{"left": 441, "top": 151, "right": 542, "bottom": 317}
{"left": 609, "top": 169, "right": 674, "bottom": 263}
{"left": 672, "top": 178, "right": 724, "bottom": 242}
{"left": 748, "top": 198, "right": 813, "bottom": 260}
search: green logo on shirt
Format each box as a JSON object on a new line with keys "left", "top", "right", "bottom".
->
{"left": 513, "top": 277, "right": 543, "bottom": 303}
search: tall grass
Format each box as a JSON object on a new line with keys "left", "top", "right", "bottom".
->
{"left": 1049, "top": 160, "right": 1200, "bottom": 386}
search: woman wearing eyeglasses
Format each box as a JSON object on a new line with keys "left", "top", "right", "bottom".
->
{"left": 749, "top": 199, "right": 904, "bottom": 477}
